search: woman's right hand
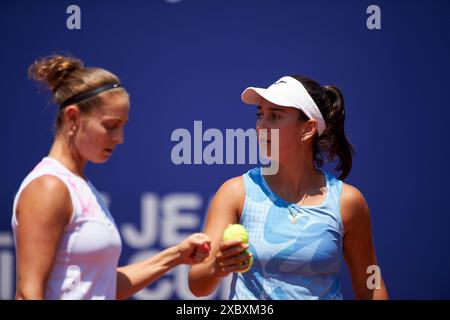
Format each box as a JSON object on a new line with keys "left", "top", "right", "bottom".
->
{"left": 188, "top": 176, "right": 247, "bottom": 297}
{"left": 212, "top": 239, "right": 252, "bottom": 277}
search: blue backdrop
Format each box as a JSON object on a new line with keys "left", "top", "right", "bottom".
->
{"left": 1, "top": 0, "right": 449, "bottom": 299}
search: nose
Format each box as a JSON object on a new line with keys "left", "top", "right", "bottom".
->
{"left": 257, "top": 128, "right": 271, "bottom": 145}
{"left": 113, "top": 128, "right": 124, "bottom": 145}
{"left": 256, "top": 116, "right": 269, "bottom": 131}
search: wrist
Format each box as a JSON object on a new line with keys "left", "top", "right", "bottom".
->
{"left": 171, "top": 244, "right": 185, "bottom": 266}
{"left": 209, "top": 257, "right": 223, "bottom": 279}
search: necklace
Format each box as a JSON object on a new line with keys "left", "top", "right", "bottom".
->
{"left": 288, "top": 193, "right": 308, "bottom": 225}
{"left": 287, "top": 185, "right": 328, "bottom": 224}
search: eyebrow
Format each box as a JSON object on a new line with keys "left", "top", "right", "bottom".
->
{"left": 257, "top": 106, "right": 287, "bottom": 113}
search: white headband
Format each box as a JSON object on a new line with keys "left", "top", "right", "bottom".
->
{"left": 241, "top": 76, "right": 326, "bottom": 136}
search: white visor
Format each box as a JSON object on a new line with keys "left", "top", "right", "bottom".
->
{"left": 241, "top": 76, "right": 326, "bottom": 136}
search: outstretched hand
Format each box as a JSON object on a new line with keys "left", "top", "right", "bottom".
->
{"left": 177, "top": 233, "right": 211, "bottom": 265}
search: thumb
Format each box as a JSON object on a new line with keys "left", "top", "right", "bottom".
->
{"left": 201, "top": 243, "right": 210, "bottom": 252}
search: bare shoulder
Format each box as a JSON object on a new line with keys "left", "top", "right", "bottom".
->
{"left": 215, "top": 176, "right": 245, "bottom": 211}
{"left": 341, "top": 183, "right": 368, "bottom": 209}
{"left": 217, "top": 176, "right": 245, "bottom": 195}
{"left": 204, "top": 176, "right": 246, "bottom": 228}
{"left": 340, "top": 183, "right": 371, "bottom": 233}
{"left": 16, "top": 175, "right": 72, "bottom": 226}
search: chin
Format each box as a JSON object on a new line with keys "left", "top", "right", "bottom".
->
{"left": 90, "top": 156, "right": 110, "bottom": 164}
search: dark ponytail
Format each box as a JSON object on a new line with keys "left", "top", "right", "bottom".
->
{"left": 291, "top": 75, "right": 354, "bottom": 180}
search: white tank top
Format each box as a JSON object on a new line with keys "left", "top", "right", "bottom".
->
{"left": 12, "top": 157, "right": 122, "bottom": 300}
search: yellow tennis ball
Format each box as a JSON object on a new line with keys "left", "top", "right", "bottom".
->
{"left": 240, "top": 254, "right": 253, "bottom": 273}
{"left": 223, "top": 224, "right": 249, "bottom": 243}
{"left": 223, "top": 224, "right": 253, "bottom": 273}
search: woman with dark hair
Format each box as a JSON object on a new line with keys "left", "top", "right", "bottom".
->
{"left": 189, "top": 75, "right": 388, "bottom": 299}
{"left": 12, "top": 55, "right": 211, "bottom": 300}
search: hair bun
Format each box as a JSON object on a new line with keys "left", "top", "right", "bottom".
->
{"left": 28, "top": 55, "right": 83, "bottom": 93}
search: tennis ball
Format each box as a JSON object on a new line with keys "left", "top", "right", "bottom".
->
{"left": 223, "top": 224, "right": 253, "bottom": 273}
{"left": 223, "top": 224, "right": 249, "bottom": 243}
{"left": 240, "top": 255, "right": 253, "bottom": 273}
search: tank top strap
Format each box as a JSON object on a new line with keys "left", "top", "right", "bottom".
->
{"left": 242, "top": 167, "right": 271, "bottom": 205}
{"left": 320, "top": 169, "right": 344, "bottom": 235}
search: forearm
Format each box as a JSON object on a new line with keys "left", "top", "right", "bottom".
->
{"left": 355, "top": 278, "right": 389, "bottom": 300}
{"left": 188, "top": 260, "right": 222, "bottom": 297}
{"left": 16, "top": 280, "right": 45, "bottom": 300}
{"left": 116, "top": 245, "right": 183, "bottom": 300}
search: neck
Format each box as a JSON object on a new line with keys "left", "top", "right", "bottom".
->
{"left": 48, "top": 135, "right": 87, "bottom": 178}
{"left": 265, "top": 148, "right": 322, "bottom": 198}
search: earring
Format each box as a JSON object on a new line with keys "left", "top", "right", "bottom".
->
{"left": 70, "top": 126, "right": 76, "bottom": 136}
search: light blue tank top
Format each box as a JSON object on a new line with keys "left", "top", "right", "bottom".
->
{"left": 229, "top": 167, "right": 344, "bottom": 300}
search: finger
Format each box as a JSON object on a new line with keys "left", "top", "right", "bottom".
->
{"left": 190, "top": 234, "right": 211, "bottom": 251}
{"left": 235, "top": 262, "right": 252, "bottom": 272}
{"left": 219, "top": 263, "right": 250, "bottom": 275}
{"left": 190, "top": 246, "right": 198, "bottom": 259}
{"left": 192, "top": 254, "right": 209, "bottom": 264}
{"left": 219, "top": 252, "right": 252, "bottom": 268}
{"left": 220, "top": 239, "right": 243, "bottom": 250}
{"left": 193, "top": 240, "right": 210, "bottom": 253}
{"left": 194, "top": 251, "right": 209, "bottom": 260}
{"left": 220, "top": 244, "right": 249, "bottom": 259}
{"left": 192, "top": 233, "right": 211, "bottom": 243}
{"left": 199, "top": 240, "right": 211, "bottom": 253}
